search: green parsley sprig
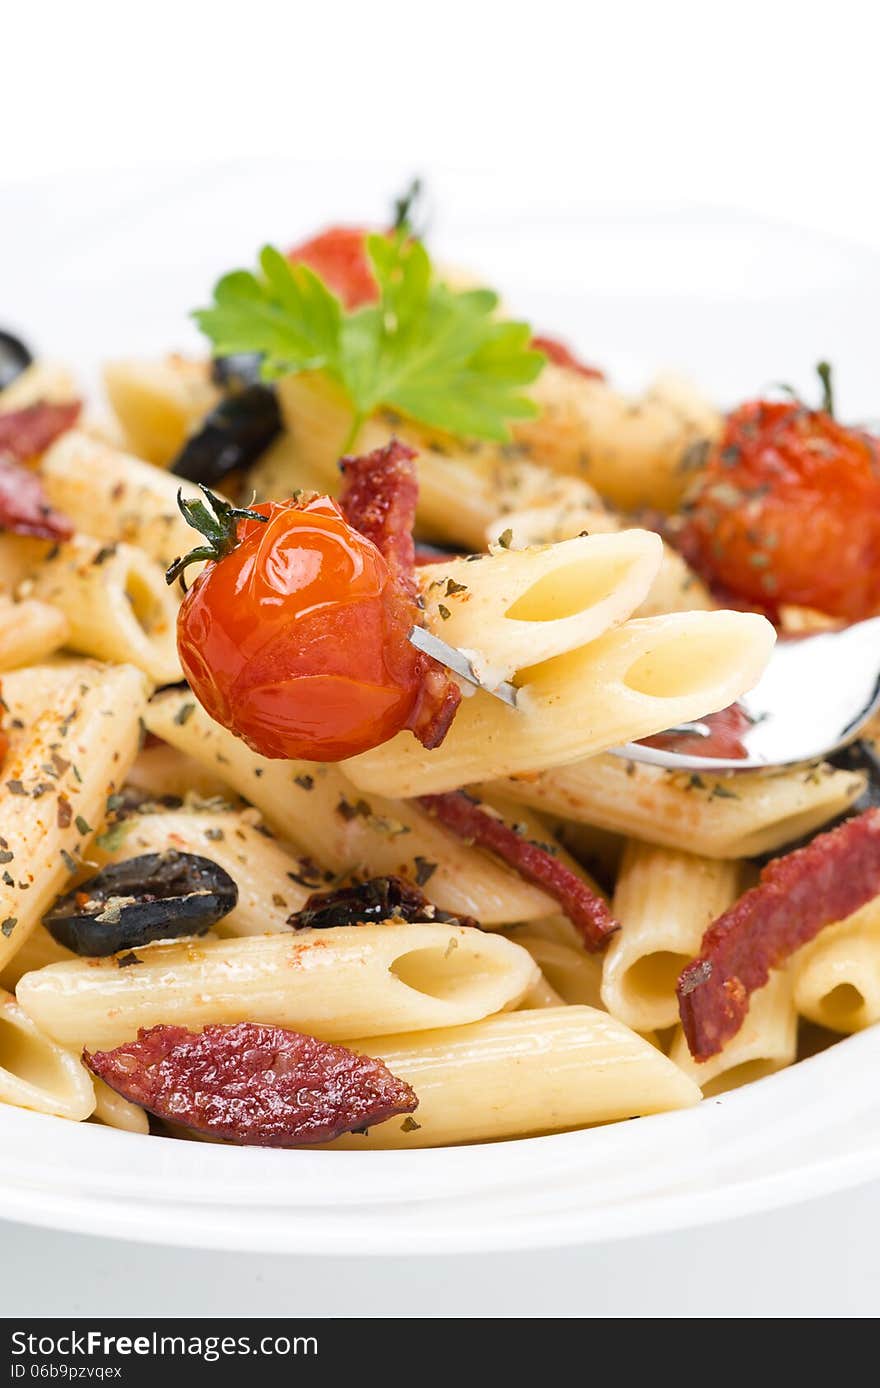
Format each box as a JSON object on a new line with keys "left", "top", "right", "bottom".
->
{"left": 194, "top": 231, "right": 545, "bottom": 447}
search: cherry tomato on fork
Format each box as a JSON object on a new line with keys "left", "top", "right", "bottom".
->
{"left": 173, "top": 494, "right": 424, "bottom": 761}
{"left": 677, "top": 373, "right": 880, "bottom": 622}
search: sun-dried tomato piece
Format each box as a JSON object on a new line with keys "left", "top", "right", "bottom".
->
{"left": 0, "top": 400, "right": 80, "bottom": 461}
{"left": 418, "top": 791, "right": 618, "bottom": 951}
{"left": 0, "top": 456, "right": 73, "bottom": 540}
{"left": 678, "top": 808, "right": 880, "bottom": 1059}
{"left": 84, "top": 1022, "right": 417, "bottom": 1146}
{"left": 531, "top": 334, "right": 605, "bottom": 381}
{"left": 339, "top": 439, "right": 462, "bottom": 750}
{"left": 288, "top": 874, "right": 476, "bottom": 930}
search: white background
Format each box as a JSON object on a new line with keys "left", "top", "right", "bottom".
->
{"left": 5, "top": 0, "right": 880, "bottom": 1318}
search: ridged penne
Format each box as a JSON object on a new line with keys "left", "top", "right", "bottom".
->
{"left": 0, "top": 660, "right": 148, "bottom": 971}
{"left": 792, "top": 895, "right": 880, "bottom": 1034}
{"left": 146, "top": 690, "right": 560, "bottom": 925}
{"left": 669, "top": 970, "right": 797, "bottom": 1097}
{"left": 602, "top": 841, "right": 742, "bottom": 1030}
{"left": 102, "top": 356, "right": 219, "bottom": 466}
{"left": 38, "top": 431, "right": 210, "bottom": 570}
{"left": 344, "top": 610, "right": 775, "bottom": 796}
{"left": 327, "top": 1007, "right": 701, "bottom": 1148}
{"left": 25, "top": 534, "right": 181, "bottom": 684}
{"left": 16, "top": 922, "right": 539, "bottom": 1051}
{"left": 511, "top": 932, "right": 604, "bottom": 1008}
{"left": 513, "top": 364, "right": 722, "bottom": 512}
{"left": 418, "top": 529, "right": 662, "bottom": 681}
{"left": 491, "top": 754, "right": 864, "bottom": 859}
{"left": 92, "top": 809, "right": 313, "bottom": 935}
{"left": 0, "top": 990, "right": 94, "bottom": 1121}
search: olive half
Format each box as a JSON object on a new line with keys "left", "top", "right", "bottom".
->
{"left": 44, "top": 851, "right": 238, "bottom": 956}
{"left": 288, "top": 875, "right": 476, "bottom": 931}
{"left": 0, "top": 330, "right": 33, "bottom": 393}
{"left": 170, "top": 384, "right": 281, "bottom": 485}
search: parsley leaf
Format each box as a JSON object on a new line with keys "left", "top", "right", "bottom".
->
{"left": 194, "top": 232, "right": 545, "bottom": 445}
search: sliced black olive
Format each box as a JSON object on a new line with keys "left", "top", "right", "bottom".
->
{"left": 0, "top": 330, "right": 33, "bottom": 393}
{"left": 210, "top": 353, "right": 265, "bottom": 391}
{"left": 170, "top": 385, "right": 281, "bottom": 485}
{"left": 287, "top": 875, "right": 477, "bottom": 930}
{"left": 43, "top": 851, "right": 238, "bottom": 956}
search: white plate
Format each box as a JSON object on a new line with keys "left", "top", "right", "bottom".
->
{"left": 3, "top": 162, "right": 880, "bottom": 1254}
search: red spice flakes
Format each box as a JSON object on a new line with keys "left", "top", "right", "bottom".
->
{"left": 84, "top": 1022, "right": 417, "bottom": 1146}
{"left": 678, "top": 808, "right": 880, "bottom": 1059}
{"left": 418, "top": 791, "right": 618, "bottom": 951}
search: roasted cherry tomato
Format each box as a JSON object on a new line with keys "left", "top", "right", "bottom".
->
{"left": 677, "top": 389, "right": 880, "bottom": 622}
{"left": 173, "top": 493, "right": 423, "bottom": 761}
{"left": 287, "top": 226, "right": 378, "bottom": 309}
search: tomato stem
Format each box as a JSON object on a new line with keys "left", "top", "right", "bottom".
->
{"left": 816, "top": 361, "right": 835, "bottom": 418}
{"left": 165, "top": 484, "right": 268, "bottom": 588}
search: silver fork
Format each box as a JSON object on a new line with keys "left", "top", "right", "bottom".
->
{"left": 411, "top": 616, "right": 880, "bottom": 773}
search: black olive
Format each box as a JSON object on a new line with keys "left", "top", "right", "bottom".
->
{"left": 287, "top": 875, "right": 477, "bottom": 931}
{"left": 210, "top": 353, "right": 265, "bottom": 390}
{"left": 43, "top": 851, "right": 238, "bottom": 956}
{"left": 170, "top": 385, "right": 281, "bottom": 485}
{"left": 0, "top": 330, "right": 33, "bottom": 393}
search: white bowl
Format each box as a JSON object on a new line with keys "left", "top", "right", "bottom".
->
{"left": 3, "top": 162, "right": 879, "bottom": 1253}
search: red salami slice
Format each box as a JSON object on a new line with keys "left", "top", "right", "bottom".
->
{"left": 84, "top": 1022, "right": 417, "bottom": 1146}
{"left": 340, "top": 439, "right": 461, "bottom": 749}
{"left": 418, "top": 790, "right": 618, "bottom": 951}
{"left": 0, "top": 456, "right": 73, "bottom": 540}
{"left": 0, "top": 400, "right": 80, "bottom": 461}
{"left": 678, "top": 808, "right": 880, "bottom": 1059}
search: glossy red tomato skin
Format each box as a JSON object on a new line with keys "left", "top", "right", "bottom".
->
{"left": 677, "top": 400, "right": 880, "bottom": 622}
{"left": 286, "top": 226, "right": 377, "bottom": 309}
{"left": 176, "top": 497, "right": 422, "bottom": 761}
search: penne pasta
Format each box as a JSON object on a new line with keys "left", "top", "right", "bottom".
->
{"left": 601, "top": 840, "right": 742, "bottom": 1031}
{"left": 513, "top": 364, "right": 723, "bottom": 512}
{"left": 92, "top": 809, "right": 313, "bottom": 935}
{"left": 0, "top": 925, "right": 74, "bottom": 992}
{"left": 16, "top": 922, "right": 539, "bottom": 1051}
{"left": 327, "top": 1007, "right": 702, "bottom": 1148}
{"left": 0, "top": 596, "right": 69, "bottom": 670}
{"left": 91, "top": 1076, "right": 150, "bottom": 1136}
{"left": 102, "top": 356, "right": 219, "bottom": 466}
{"left": 344, "top": 610, "right": 775, "bottom": 796}
{"left": 38, "top": 431, "right": 211, "bottom": 570}
{"left": 792, "top": 895, "right": 880, "bottom": 1034}
{"left": 0, "top": 360, "right": 78, "bottom": 411}
{"left": 0, "top": 990, "right": 94, "bottom": 1121}
{"left": 145, "top": 690, "right": 560, "bottom": 925}
{"left": 0, "top": 660, "right": 148, "bottom": 972}
{"left": 521, "top": 973, "right": 566, "bottom": 1008}
{"left": 491, "top": 754, "right": 865, "bottom": 859}
{"left": 123, "top": 742, "right": 236, "bottom": 803}
{"left": 418, "top": 529, "right": 662, "bottom": 681}
{"left": 25, "top": 534, "right": 181, "bottom": 684}
{"left": 511, "top": 932, "right": 604, "bottom": 1008}
{"left": 669, "top": 970, "right": 797, "bottom": 1097}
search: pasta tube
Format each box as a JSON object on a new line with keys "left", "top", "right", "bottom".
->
{"left": 0, "top": 597, "right": 69, "bottom": 670}
{"left": 16, "top": 922, "right": 539, "bottom": 1051}
{"left": 602, "top": 841, "right": 742, "bottom": 1030}
{"left": 418, "top": 529, "right": 662, "bottom": 681}
{"left": 327, "top": 1007, "right": 701, "bottom": 1148}
{"left": 0, "top": 990, "right": 95, "bottom": 1121}
{"left": 38, "top": 431, "right": 211, "bottom": 570}
{"left": 669, "top": 970, "right": 797, "bottom": 1097}
{"left": 512, "top": 932, "right": 604, "bottom": 1008}
{"left": 102, "top": 356, "right": 219, "bottom": 466}
{"left": 491, "top": 754, "right": 864, "bottom": 859}
{"left": 345, "top": 610, "right": 775, "bottom": 796}
{"left": 0, "top": 661, "right": 148, "bottom": 971}
{"left": 513, "top": 365, "right": 723, "bottom": 512}
{"left": 91, "top": 1077, "right": 150, "bottom": 1135}
{"left": 26, "top": 534, "right": 181, "bottom": 684}
{"left": 792, "top": 895, "right": 880, "bottom": 1034}
{"left": 146, "top": 691, "right": 559, "bottom": 925}
{"left": 0, "top": 361, "right": 78, "bottom": 411}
